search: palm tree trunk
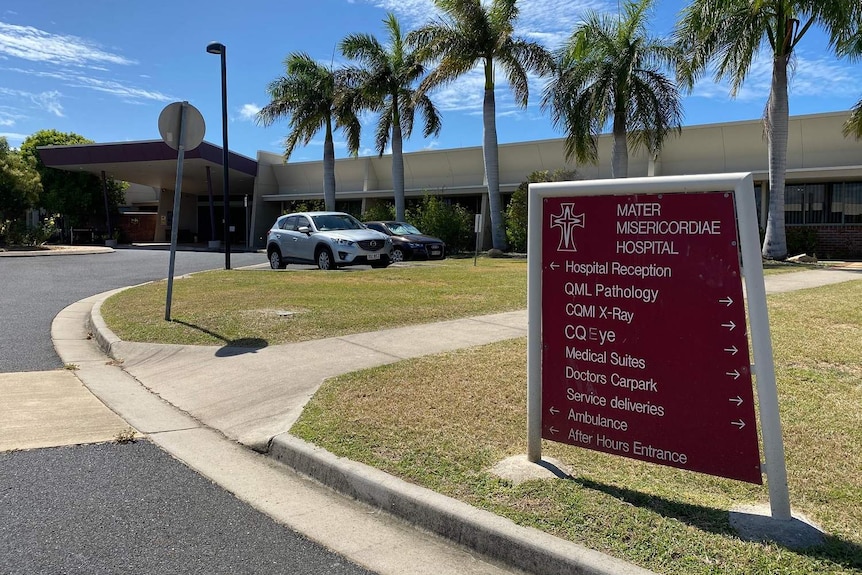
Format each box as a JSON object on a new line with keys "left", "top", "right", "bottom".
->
{"left": 392, "top": 114, "right": 406, "bottom": 222}
{"left": 611, "top": 111, "right": 628, "bottom": 178}
{"left": 323, "top": 117, "right": 336, "bottom": 211}
{"left": 762, "top": 55, "right": 790, "bottom": 260}
{"left": 483, "top": 87, "right": 507, "bottom": 251}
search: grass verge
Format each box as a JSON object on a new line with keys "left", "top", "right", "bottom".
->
{"left": 101, "top": 257, "right": 824, "bottom": 346}
{"left": 101, "top": 258, "right": 527, "bottom": 346}
{"left": 292, "top": 280, "right": 862, "bottom": 575}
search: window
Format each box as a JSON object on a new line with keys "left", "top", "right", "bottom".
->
{"left": 783, "top": 182, "right": 862, "bottom": 225}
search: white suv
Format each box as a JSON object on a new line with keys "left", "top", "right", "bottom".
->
{"left": 266, "top": 211, "right": 393, "bottom": 270}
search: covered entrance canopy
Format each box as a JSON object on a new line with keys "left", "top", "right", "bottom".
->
{"left": 38, "top": 139, "right": 258, "bottom": 195}
{"left": 38, "top": 140, "right": 259, "bottom": 244}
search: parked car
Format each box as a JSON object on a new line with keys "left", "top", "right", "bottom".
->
{"left": 267, "top": 212, "right": 393, "bottom": 270}
{"left": 363, "top": 221, "right": 445, "bottom": 263}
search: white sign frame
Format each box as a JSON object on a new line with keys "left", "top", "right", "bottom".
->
{"left": 527, "top": 173, "right": 791, "bottom": 520}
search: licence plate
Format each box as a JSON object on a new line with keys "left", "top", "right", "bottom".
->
{"left": 367, "top": 253, "right": 381, "bottom": 260}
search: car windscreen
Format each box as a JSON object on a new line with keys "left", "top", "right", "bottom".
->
{"left": 311, "top": 214, "right": 364, "bottom": 231}
{"left": 388, "top": 222, "right": 422, "bottom": 235}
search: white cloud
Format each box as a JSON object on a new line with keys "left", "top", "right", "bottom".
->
{"left": 688, "top": 48, "right": 859, "bottom": 104}
{"left": 30, "top": 90, "right": 63, "bottom": 116}
{"left": 239, "top": 103, "right": 261, "bottom": 121}
{"left": 4, "top": 66, "right": 173, "bottom": 103}
{"left": 0, "top": 21, "right": 135, "bottom": 67}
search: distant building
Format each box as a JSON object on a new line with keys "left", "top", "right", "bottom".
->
{"left": 40, "top": 111, "right": 862, "bottom": 258}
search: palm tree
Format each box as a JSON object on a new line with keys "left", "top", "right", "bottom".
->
{"left": 408, "top": 0, "right": 554, "bottom": 251}
{"left": 840, "top": 30, "right": 862, "bottom": 139}
{"left": 675, "top": 1, "right": 862, "bottom": 260}
{"left": 340, "top": 13, "right": 442, "bottom": 222}
{"left": 542, "top": 0, "right": 683, "bottom": 178}
{"left": 845, "top": 100, "right": 862, "bottom": 139}
{"left": 256, "top": 52, "right": 360, "bottom": 210}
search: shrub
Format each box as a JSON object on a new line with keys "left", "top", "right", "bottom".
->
{"left": 407, "top": 195, "right": 473, "bottom": 254}
{"left": 785, "top": 227, "right": 819, "bottom": 256}
{"left": 361, "top": 202, "right": 396, "bottom": 222}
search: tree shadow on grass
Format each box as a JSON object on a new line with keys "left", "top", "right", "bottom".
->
{"left": 572, "top": 476, "right": 862, "bottom": 570}
{"left": 171, "top": 320, "right": 268, "bottom": 357}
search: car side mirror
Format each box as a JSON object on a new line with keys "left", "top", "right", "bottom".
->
{"left": 298, "top": 226, "right": 311, "bottom": 234}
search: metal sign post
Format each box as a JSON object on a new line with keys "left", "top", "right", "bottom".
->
{"left": 158, "top": 101, "right": 206, "bottom": 321}
{"left": 474, "top": 213, "right": 483, "bottom": 266}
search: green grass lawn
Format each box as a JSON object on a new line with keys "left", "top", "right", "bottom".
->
{"left": 101, "top": 258, "right": 527, "bottom": 346}
{"left": 291, "top": 281, "right": 862, "bottom": 575}
{"left": 102, "top": 257, "right": 861, "bottom": 574}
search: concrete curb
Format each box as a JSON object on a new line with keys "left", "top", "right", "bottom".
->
{"left": 84, "top": 288, "right": 655, "bottom": 575}
{"left": 269, "top": 433, "right": 654, "bottom": 575}
{"left": 0, "top": 246, "right": 114, "bottom": 257}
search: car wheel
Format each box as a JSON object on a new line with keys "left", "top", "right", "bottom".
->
{"left": 391, "top": 247, "right": 405, "bottom": 263}
{"left": 316, "top": 247, "right": 336, "bottom": 270}
{"left": 269, "top": 249, "right": 286, "bottom": 269}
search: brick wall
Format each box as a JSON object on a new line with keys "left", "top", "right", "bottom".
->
{"left": 789, "top": 225, "right": 862, "bottom": 259}
{"left": 117, "top": 213, "right": 157, "bottom": 243}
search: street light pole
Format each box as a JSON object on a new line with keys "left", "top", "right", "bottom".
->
{"left": 207, "top": 41, "right": 231, "bottom": 270}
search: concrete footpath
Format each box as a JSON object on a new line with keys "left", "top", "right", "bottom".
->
{"left": 17, "top": 266, "right": 862, "bottom": 574}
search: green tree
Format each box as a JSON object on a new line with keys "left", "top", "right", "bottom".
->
{"left": 0, "top": 137, "right": 41, "bottom": 230}
{"left": 675, "top": 0, "right": 862, "bottom": 260}
{"left": 542, "top": 0, "right": 683, "bottom": 178}
{"left": 341, "top": 13, "right": 442, "bottom": 222}
{"left": 20, "top": 130, "right": 124, "bottom": 230}
{"left": 506, "top": 169, "right": 578, "bottom": 252}
{"left": 408, "top": 0, "right": 554, "bottom": 251}
{"left": 257, "top": 53, "right": 361, "bottom": 211}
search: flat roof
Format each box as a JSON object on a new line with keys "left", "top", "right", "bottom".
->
{"left": 38, "top": 140, "right": 258, "bottom": 195}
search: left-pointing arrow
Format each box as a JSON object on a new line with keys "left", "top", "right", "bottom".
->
{"left": 731, "top": 419, "right": 746, "bottom": 429}
{"left": 549, "top": 262, "right": 559, "bottom": 270}
{"left": 549, "top": 426, "right": 559, "bottom": 435}
{"left": 549, "top": 406, "right": 560, "bottom": 416}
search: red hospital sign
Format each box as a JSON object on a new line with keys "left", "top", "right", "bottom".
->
{"left": 541, "top": 192, "right": 762, "bottom": 484}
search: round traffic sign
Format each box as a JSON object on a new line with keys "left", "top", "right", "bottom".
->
{"left": 158, "top": 101, "right": 206, "bottom": 151}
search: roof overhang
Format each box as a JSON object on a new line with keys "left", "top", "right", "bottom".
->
{"left": 38, "top": 140, "right": 258, "bottom": 196}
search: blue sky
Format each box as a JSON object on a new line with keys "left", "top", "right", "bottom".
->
{"left": 1, "top": 0, "right": 859, "bottom": 162}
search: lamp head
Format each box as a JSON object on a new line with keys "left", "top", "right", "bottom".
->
{"left": 206, "top": 42, "right": 225, "bottom": 55}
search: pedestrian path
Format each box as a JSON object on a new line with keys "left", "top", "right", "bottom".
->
{"left": 0, "top": 371, "right": 128, "bottom": 451}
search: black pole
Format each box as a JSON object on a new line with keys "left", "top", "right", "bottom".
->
{"left": 101, "top": 170, "right": 112, "bottom": 239}
{"left": 219, "top": 48, "right": 231, "bottom": 269}
{"left": 208, "top": 41, "right": 231, "bottom": 269}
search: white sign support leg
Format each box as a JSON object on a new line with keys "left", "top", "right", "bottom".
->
{"left": 734, "top": 176, "right": 792, "bottom": 520}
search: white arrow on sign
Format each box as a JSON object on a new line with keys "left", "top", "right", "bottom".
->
{"left": 549, "top": 406, "right": 560, "bottom": 416}
{"left": 549, "top": 426, "right": 559, "bottom": 435}
{"left": 549, "top": 262, "right": 560, "bottom": 270}
{"left": 724, "top": 345, "right": 739, "bottom": 355}
{"left": 729, "top": 396, "right": 743, "bottom": 406}
{"left": 731, "top": 419, "right": 746, "bottom": 429}
{"left": 721, "top": 320, "right": 737, "bottom": 331}
{"left": 726, "top": 369, "right": 741, "bottom": 380}
{"left": 719, "top": 296, "right": 734, "bottom": 307}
